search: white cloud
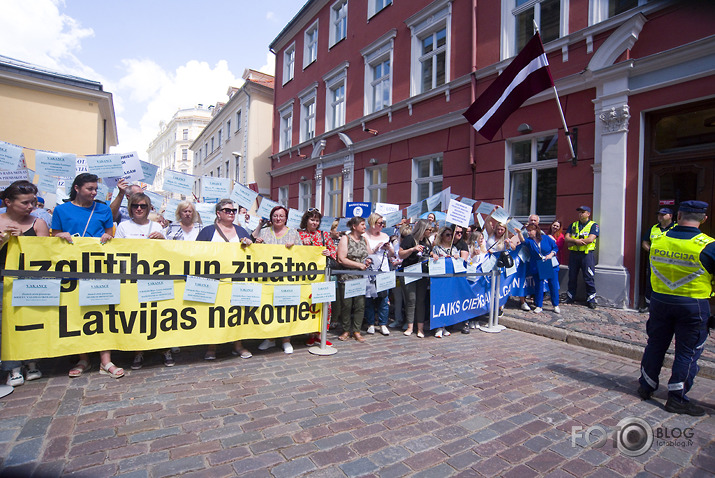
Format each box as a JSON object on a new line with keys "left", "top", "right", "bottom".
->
{"left": 0, "top": 0, "right": 97, "bottom": 79}
{"left": 259, "top": 52, "right": 276, "bottom": 76}
{"left": 266, "top": 11, "right": 275, "bottom": 21}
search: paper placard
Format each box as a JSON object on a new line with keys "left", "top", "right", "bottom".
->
{"left": 79, "top": 280, "right": 121, "bottom": 306}
{"left": 35, "top": 151, "right": 76, "bottom": 178}
{"left": 319, "top": 216, "right": 335, "bottom": 232}
{"left": 36, "top": 175, "right": 59, "bottom": 194}
{"left": 506, "top": 263, "right": 517, "bottom": 277}
{"left": 460, "top": 197, "right": 477, "bottom": 208}
{"left": 256, "top": 197, "right": 279, "bottom": 219}
{"left": 164, "top": 199, "right": 181, "bottom": 220}
{"left": 142, "top": 190, "right": 165, "bottom": 210}
{"left": 183, "top": 276, "right": 219, "bottom": 303}
{"left": 551, "top": 256, "right": 559, "bottom": 268}
{"left": 230, "top": 183, "right": 259, "bottom": 209}
{"left": 86, "top": 154, "right": 124, "bottom": 178}
{"left": 75, "top": 156, "right": 88, "bottom": 175}
{"left": 492, "top": 206, "right": 509, "bottom": 224}
{"left": 162, "top": 170, "right": 196, "bottom": 196}
{"left": 230, "top": 282, "right": 263, "bottom": 307}
{"left": 403, "top": 263, "right": 422, "bottom": 284}
{"left": 477, "top": 214, "right": 485, "bottom": 228}
{"left": 406, "top": 201, "right": 423, "bottom": 220}
{"left": 482, "top": 254, "right": 497, "bottom": 272}
{"left": 337, "top": 218, "right": 350, "bottom": 232}
{"left": 195, "top": 202, "right": 216, "bottom": 220}
{"left": 343, "top": 278, "right": 367, "bottom": 298}
{"left": 287, "top": 208, "right": 303, "bottom": 230}
{"left": 0, "top": 170, "right": 30, "bottom": 185}
{"left": 312, "top": 281, "right": 336, "bottom": 303}
{"left": 446, "top": 199, "right": 472, "bottom": 228}
{"left": 507, "top": 218, "right": 523, "bottom": 233}
{"left": 273, "top": 285, "right": 302, "bottom": 306}
{"left": 376, "top": 270, "right": 396, "bottom": 292}
{"left": 0, "top": 141, "right": 23, "bottom": 171}
{"left": 374, "top": 202, "right": 399, "bottom": 215}
{"left": 103, "top": 152, "right": 146, "bottom": 188}
{"left": 429, "top": 257, "right": 446, "bottom": 276}
{"left": 139, "top": 160, "right": 159, "bottom": 186}
{"left": 439, "top": 187, "right": 452, "bottom": 212}
{"left": 476, "top": 202, "right": 496, "bottom": 215}
{"left": 201, "top": 176, "right": 232, "bottom": 199}
{"left": 12, "top": 279, "right": 61, "bottom": 306}
{"left": 466, "top": 263, "right": 478, "bottom": 282}
{"left": 426, "top": 192, "right": 441, "bottom": 211}
{"left": 96, "top": 182, "right": 110, "bottom": 203}
{"left": 452, "top": 257, "right": 467, "bottom": 273}
{"left": 247, "top": 215, "right": 261, "bottom": 231}
{"left": 382, "top": 210, "right": 403, "bottom": 227}
{"left": 518, "top": 247, "right": 529, "bottom": 263}
{"left": 137, "top": 279, "right": 175, "bottom": 303}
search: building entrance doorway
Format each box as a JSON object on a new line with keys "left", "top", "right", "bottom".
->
{"left": 640, "top": 99, "right": 715, "bottom": 307}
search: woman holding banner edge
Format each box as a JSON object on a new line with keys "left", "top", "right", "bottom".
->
{"left": 337, "top": 216, "right": 371, "bottom": 342}
{"left": 0, "top": 180, "right": 50, "bottom": 387}
{"left": 523, "top": 224, "right": 560, "bottom": 314}
{"left": 52, "top": 173, "right": 124, "bottom": 379}
{"left": 196, "top": 199, "right": 254, "bottom": 360}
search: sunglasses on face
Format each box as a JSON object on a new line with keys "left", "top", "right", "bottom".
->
{"left": 376, "top": 221, "right": 385, "bottom": 226}
{"left": 131, "top": 204, "right": 148, "bottom": 210}
{"left": 220, "top": 208, "right": 237, "bottom": 214}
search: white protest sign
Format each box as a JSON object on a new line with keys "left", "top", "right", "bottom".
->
{"left": 37, "top": 175, "right": 59, "bottom": 194}
{"left": 405, "top": 201, "right": 423, "bottom": 220}
{"left": 429, "top": 257, "right": 446, "bottom": 276}
{"left": 183, "top": 276, "right": 219, "bottom": 303}
{"left": 344, "top": 278, "right": 367, "bottom": 298}
{"left": 137, "top": 280, "right": 175, "bottom": 303}
{"left": 86, "top": 154, "right": 124, "bottom": 178}
{"left": 103, "top": 152, "right": 146, "bottom": 187}
{"left": 201, "top": 176, "right": 232, "bottom": 199}
{"left": 78, "top": 280, "right": 121, "bottom": 306}
{"left": 273, "top": 285, "right": 302, "bottom": 306}
{"left": 403, "top": 263, "right": 422, "bottom": 284}
{"left": 162, "top": 170, "right": 195, "bottom": 196}
{"left": 0, "top": 141, "right": 22, "bottom": 170}
{"left": 287, "top": 209, "right": 303, "bottom": 230}
{"left": 143, "top": 190, "right": 165, "bottom": 210}
{"left": 256, "top": 197, "right": 279, "bottom": 219}
{"left": 439, "top": 187, "right": 452, "bottom": 212}
{"left": 12, "top": 279, "right": 61, "bottom": 306}
{"left": 231, "top": 283, "right": 263, "bottom": 307}
{"left": 426, "top": 192, "right": 441, "bottom": 212}
{"left": 460, "top": 197, "right": 477, "bottom": 208}
{"left": 35, "top": 151, "right": 76, "bottom": 178}
{"left": 312, "top": 282, "right": 336, "bottom": 303}
{"left": 139, "top": 160, "right": 159, "bottom": 186}
{"left": 476, "top": 202, "right": 496, "bottom": 215}
{"left": 230, "top": 183, "right": 259, "bottom": 209}
{"left": 383, "top": 210, "right": 403, "bottom": 227}
{"left": 195, "top": 202, "right": 216, "bottom": 220}
{"left": 446, "top": 199, "right": 472, "bottom": 228}
{"left": 375, "top": 202, "right": 400, "bottom": 215}
{"left": 376, "top": 270, "right": 396, "bottom": 292}
{"left": 491, "top": 206, "right": 509, "bottom": 224}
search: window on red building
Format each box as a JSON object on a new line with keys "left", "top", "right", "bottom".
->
{"left": 507, "top": 134, "right": 558, "bottom": 221}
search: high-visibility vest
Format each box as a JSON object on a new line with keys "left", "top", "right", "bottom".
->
{"left": 650, "top": 232, "right": 714, "bottom": 299}
{"left": 649, "top": 222, "right": 675, "bottom": 242}
{"left": 568, "top": 221, "right": 597, "bottom": 253}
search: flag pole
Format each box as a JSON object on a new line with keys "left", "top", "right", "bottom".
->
{"left": 533, "top": 21, "right": 576, "bottom": 161}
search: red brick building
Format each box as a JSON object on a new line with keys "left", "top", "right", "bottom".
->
{"left": 268, "top": 0, "right": 715, "bottom": 308}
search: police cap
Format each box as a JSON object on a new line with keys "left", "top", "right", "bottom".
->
{"left": 657, "top": 207, "right": 673, "bottom": 215}
{"left": 576, "top": 206, "right": 591, "bottom": 213}
{"left": 678, "top": 200, "right": 708, "bottom": 214}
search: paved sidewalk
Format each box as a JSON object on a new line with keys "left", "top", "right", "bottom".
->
{"left": 500, "top": 299, "right": 715, "bottom": 378}
{"left": 0, "top": 318, "right": 713, "bottom": 477}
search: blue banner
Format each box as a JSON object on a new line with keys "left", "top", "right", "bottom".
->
{"left": 428, "top": 247, "right": 551, "bottom": 329}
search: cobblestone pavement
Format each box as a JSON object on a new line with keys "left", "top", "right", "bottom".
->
{"left": 501, "top": 298, "right": 715, "bottom": 366}
{"left": 0, "top": 320, "right": 713, "bottom": 477}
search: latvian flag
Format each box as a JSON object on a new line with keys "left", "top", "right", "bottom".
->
{"left": 463, "top": 33, "right": 554, "bottom": 141}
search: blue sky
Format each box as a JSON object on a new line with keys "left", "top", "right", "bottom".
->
{"left": 0, "top": 0, "right": 305, "bottom": 155}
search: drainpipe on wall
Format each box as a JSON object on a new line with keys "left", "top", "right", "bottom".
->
{"left": 242, "top": 90, "right": 250, "bottom": 185}
{"left": 469, "top": 0, "right": 478, "bottom": 200}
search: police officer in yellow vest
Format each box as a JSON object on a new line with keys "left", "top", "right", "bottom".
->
{"left": 564, "top": 206, "right": 599, "bottom": 309}
{"left": 638, "top": 200, "right": 714, "bottom": 416}
{"left": 639, "top": 207, "right": 676, "bottom": 312}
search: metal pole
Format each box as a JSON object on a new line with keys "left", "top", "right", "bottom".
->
{"left": 309, "top": 266, "right": 337, "bottom": 356}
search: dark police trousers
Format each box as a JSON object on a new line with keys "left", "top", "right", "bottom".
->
{"left": 639, "top": 292, "right": 709, "bottom": 402}
{"left": 567, "top": 250, "right": 596, "bottom": 302}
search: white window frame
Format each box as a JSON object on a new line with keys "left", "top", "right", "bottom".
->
{"left": 236, "top": 110, "right": 242, "bottom": 132}
{"left": 226, "top": 119, "right": 231, "bottom": 137}
{"left": 323, "top": 62, "right": 349, "bottom": 131}
{"left": 364, "top": 165, "right": 388, "bottom": 203}
{"left": 406, "top": 0, "right": 452, "bottom": 97}
{"left": 589, "top": 0, "right": 648, "bottom": 25}
{"left": 299, "top": 83, "right": 318, "bottom": 143}
{"left": 412, "top": 155, "right": 443, "bottom": 204}
{"left": 500, "top": 0, "right": 569, "bottom": 59}
{"left": 303, "top": 20, "right": 319, "bottom": 68}
{"left": 278, "top": 100, "right": 294, "bottom": 151}
{"left": 361, "top": 29, "right": 396, "bottom": 115}
{"left": 299, "top": 181, "right": 312, "bottom": 211}
{"left": 505, "top": 132, "right": 558, "bottom": 222}
{"left": 283, "top": 43, "right": 296, "bottom": 85}
{"left": 278, "top": 186, "right": 289, "bottom": 206}
{"left": 325, "top": 174, "right": 343, "bottom": 217}
{"left": 182, "top": 129, "right": 189, "bottom": 140}
{"left": 368, "top": 0, "right": 392, "bottom": 19}
{"left": 329, "top": 0, "right": 348, "bottom": 48}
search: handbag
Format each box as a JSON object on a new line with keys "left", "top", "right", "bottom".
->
{"left": 320, "top": 233, "right": 340, "bottom": 269}
{"left": 537, "top": 258, "right": 554, "bottom": 280}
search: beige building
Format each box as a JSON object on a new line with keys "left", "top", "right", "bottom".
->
{"left": 0, "top": 55, "right": 118, "bottom": 168}
{"left": 191, "top": 69, "right": 274, "bottom": 200}
{"left": 146, "top": 105, "right": 212, "bottom": 196}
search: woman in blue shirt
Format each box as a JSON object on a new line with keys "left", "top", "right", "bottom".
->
{"left": 51, "top": 173, "right": 124, "bottom": 379}
{"left": 523, "top": 224, "right": 560, "bottom": 314}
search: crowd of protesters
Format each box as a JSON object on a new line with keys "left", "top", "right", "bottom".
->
{"left": 0, "top": 174, "right": 569, "bottom": 387}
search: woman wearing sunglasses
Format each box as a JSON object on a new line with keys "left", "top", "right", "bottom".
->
{"left": 196, "top": 199, "right": 254, "bottom": 360}
{"left": 363, "top": 213, "right": 394, "bottom": 337}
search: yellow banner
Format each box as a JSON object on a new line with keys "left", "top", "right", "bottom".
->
{"left": 1, "top": 237, "right": 325, "bottom": 360}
